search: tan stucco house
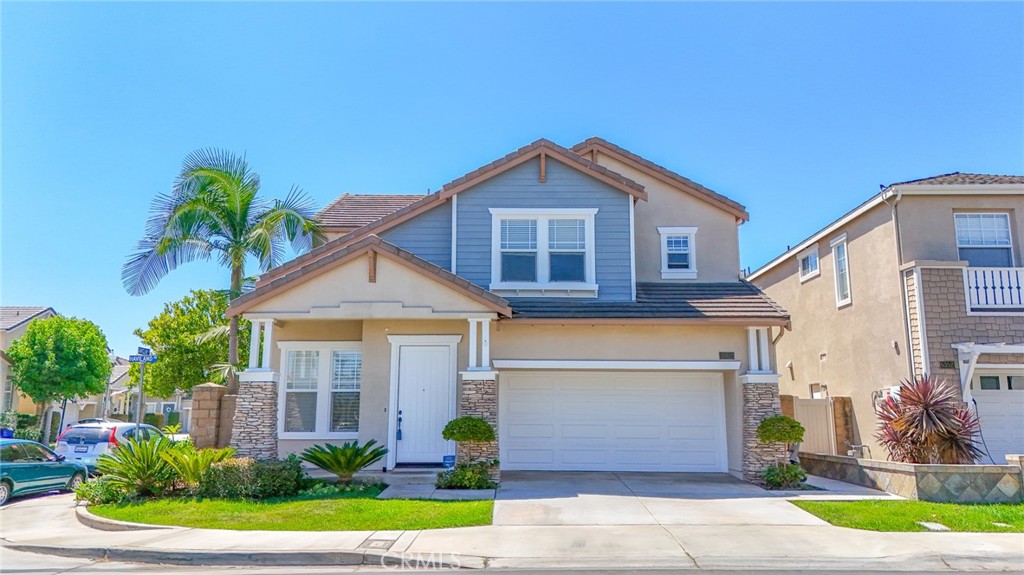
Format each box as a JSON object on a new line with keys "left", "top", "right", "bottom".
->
{"left": 224, "top": 138, "right": 791, "bottom": 481}
{"left": 748, "top": 173, "right": 1024, "bottom": 464}
{"left": 1, "top": 306, "right": 58, "bottom": 415}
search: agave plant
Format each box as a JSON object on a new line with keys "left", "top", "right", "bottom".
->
{"left": 96, "top": 437, "right": 177, "bottom": 497}
{"left": 160, "top": 443, "right": 236, "bottom": 487}
{"left": 299, "top": 440, "right": 388, "bottom": 483}
{"left": 876, "top": 375, "right": 983, "bottom": 464}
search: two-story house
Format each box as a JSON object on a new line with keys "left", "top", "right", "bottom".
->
{"left": 225, "top": 138, "right": 790, "bottom": 481}
{"left": 749, "top": 173, "right": 1024, "bottom": 464}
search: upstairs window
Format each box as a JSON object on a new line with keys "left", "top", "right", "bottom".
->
{"left": 798, "top": 246, "right": 820, "bottom": 282}
{"left": 490, "top": 209, "right": 597, "bottom": 294}
{"left": 831, "top": 234, "right": 852, "bottom": 307}
{"left": 955, "top": 213, "right": 1014, "bottom": 267}
{"left": 658, "top": 227, "right": 698, "bottom": 279}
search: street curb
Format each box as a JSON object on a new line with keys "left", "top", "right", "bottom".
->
{"left": 3, "top": 543, "right": 486, "bottom": 569}
{"left": 75, "top": 506, "right": 173, "bottom": 532}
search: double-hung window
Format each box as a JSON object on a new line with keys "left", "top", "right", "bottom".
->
{"left": 798, "top": 246, "right": 820, "bottom": 282}
{"left": 279, "top": 342, "right": 362, "bottom": 438}
{"left": 658, "top": 227, "right": 698, "bottom": 279}
{"left": 490, "top": 209, "right": 597, "bottom": 295}
{"left": 954, "top": 213, "right": 1014, "bottom": 267}
{"left": 830, "top": 234, "right": 852, "bottom": 307}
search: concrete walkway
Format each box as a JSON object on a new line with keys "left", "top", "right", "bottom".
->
{"left": 2, "top": 479, "right": 1022, "bottom": 571}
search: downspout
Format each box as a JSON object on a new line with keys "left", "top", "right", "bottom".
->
{"left": 881, "top": 186, "right": 916, "bottom": 380}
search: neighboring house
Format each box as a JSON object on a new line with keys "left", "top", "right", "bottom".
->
{"left": 106, "top": 361, "right": 192, "bottom": 431}
{"left": 1, "top": 306, "right": 57, "bottom": 415}
{"left": 224, "top": 137, "right": 790, "bottom": 481}
{"left": 748, "top": 173, "right": 1024, "bottom": 464}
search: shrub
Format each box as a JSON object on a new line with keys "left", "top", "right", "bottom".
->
{"left": 17, "top": 413, "right": 38, "bottom": 429}
{"left": 299, "top": 440, "right": 387, "bottom": 483}
{"left": 162, "top": 423, "right": 182, "bottom": 435}
{"left": 436, "top": 461, "right": 497, "bottom": 490}
{"left": 108, "top": 413, "right": 129, "bottom": 422}
{"left": 97, "top": 437, "right": 177, "bottom": 497}
{"left": 143, "top": 413, "right": 165, "bottom": 429}
{"left": 876, "top": 375, "right": 982, "bottom": 464}
{"left": 0, "top": 411, "right": 18, "bottom": 430}
{"left": 196, "top": 455, "right": 304, "bottom": 500}
{"left": 74, "top": 475, "right": 130, "bottom": 505}
{"left": 296, "top": 481, "right": 384, "bottom": 498}
{"left": 166, "top": 411, "right": 181, "bottom": 427}
{"left": 160, "top": 443, "right": 235, "bottom": 488}
{"left": 14, "top": 428, "right": 42, "bottom": 442}
{"left": 442, "top": 416, "right": 495, "bottom": 443}
{"left": 757, "top": 416, "right": 805, "bottom": 445}
{"left": 762, "top": 463, "right": 807, "bottom": 490}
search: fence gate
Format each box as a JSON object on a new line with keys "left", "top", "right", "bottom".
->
{"left": 793, "top": 398, "right": 836, "bottom": 455}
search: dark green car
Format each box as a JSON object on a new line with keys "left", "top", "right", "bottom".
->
{"left": 0, "top": 439, "right": 88, "bottom": 505}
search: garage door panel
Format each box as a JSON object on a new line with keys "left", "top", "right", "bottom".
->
{"left": 500, "top": 370, "right": 727, "bottom": 472}
{"left": 973, "top": 388, "right": 1024, "bottom": 464}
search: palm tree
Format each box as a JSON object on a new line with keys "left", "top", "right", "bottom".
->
{"left": 123, "top": 149, "right": 323, "bottom": 393}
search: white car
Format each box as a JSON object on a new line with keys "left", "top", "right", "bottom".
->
{"left": 54, "top": 422, "right": 164, "bottom": 473}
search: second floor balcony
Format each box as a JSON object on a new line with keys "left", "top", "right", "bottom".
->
{"left": 963, "top": 266, "right": 1024, "bottom": 314}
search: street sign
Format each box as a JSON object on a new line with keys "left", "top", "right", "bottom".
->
{"left": 129, "top": 354, "right": 158, "bottom": 363}
{"left": 137, "top": 346, "right": 151, "bottom": 355}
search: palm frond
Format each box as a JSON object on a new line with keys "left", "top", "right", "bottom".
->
{"left": 122, "top": 236, "right": 215, "bottom": 296}
{"left": 195, "top": 324, "right": 231, "bottom": 345}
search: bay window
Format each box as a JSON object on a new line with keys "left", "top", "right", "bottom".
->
{"left": 489, "top": 208, "right": 598, "bottom": 295}
{"left": 278, "top": 342, "right": 362, "bottom": 438}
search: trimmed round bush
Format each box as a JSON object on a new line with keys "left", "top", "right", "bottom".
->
{"left": 756, "top": 415, "right": 805, "bottom": 445}
{"left": 442, "top": 416, "right": 495, "bottom": 443}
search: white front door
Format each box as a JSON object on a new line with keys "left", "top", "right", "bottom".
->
{"left": 396, "top": 345, "right": 456, "bottom": 464}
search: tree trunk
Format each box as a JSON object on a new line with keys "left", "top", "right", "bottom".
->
{"left": 227, "top": 265, "right": 242, "bottom": 394}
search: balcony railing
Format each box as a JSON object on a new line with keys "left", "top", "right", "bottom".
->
{"left": 964, "top": 267, "right": 1024, "bottom": 312}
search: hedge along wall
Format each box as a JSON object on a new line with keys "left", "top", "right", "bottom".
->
{"left": 799, "top": 452, "right": 1023, "bottom": 503}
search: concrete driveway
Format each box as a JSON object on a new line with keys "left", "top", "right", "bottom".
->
{"left": 494, "top": 471, "right": 828, "bottom": 526}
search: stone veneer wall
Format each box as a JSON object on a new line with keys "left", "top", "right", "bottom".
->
{"left": 189, "top": 383, "right": 227, "bottom": 449}
{"left": 914, "top": 267, "right": 1024, "bottom": 383}
{"left": 457, "top": 378, "right": 499, "bottom": 481}
{"left": 230, "top": 381, "right": 278, "bottom": 459}
{"left": 742, "top": 382, "right": 788, "bottom": 482}
{"left": 800, "top": 452, "right": 1024, "bottom": 503}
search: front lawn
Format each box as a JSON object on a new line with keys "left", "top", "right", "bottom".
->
{"left": 792, "top": 500, "right": 1024, "bottom": 532}
{"left": 91, "top": 490, "right": 493, "bottom": 531}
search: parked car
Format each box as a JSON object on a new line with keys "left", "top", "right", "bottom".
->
{"left": 53, "top": 422, "right": 164, "bottom": 473}
{"left": 0, "top": 439, "right": 88, "bottom": 505}
{"left": 76, "top": 417, "right": 117, "bottom": 425}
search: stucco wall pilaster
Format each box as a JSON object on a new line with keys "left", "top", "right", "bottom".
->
{"left": 457, "top": 376, "right": 499, "bottom": 481}
{"left": 742, "top": 380, "right": 788, "bottom": 483}
{"left": 230, "top": 373, "right": 278, "bottom": 459}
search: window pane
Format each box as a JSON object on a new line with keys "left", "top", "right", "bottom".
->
{"left": 958, "top": 247, "right": 1013, "bottom": 267}
{"left": 666, "top": 235, "right": 689, "bottom": 253}
{"left": 502, "top": 252, "right": 537, "bottom": 282}
{"left": 835, "top": 243, "right": 850, "bottom": 301}
{"left": 1009, "top": 376, "right": 1019, "bottom": 390}
{"left": 284, "top": 392, "right": 317, "bottom": 432}
{"left": 549, "top": 219, "right": 585, "bottom": 250}
{"left": 979, "top": 376, "right": 1001, "bottom": 390}
{"left": 501, "top": 219, "right": 537, "bottom": 250}
{"left": 550, "top": 252, "right": 586, "bottom": 282}
{"left": 667, "top": 252, "right": 690, "bottom": 269}
{"left": 332, "top": 351, "right": 361, "bottom": 391}
{"left": 331, "top": 392, "right": 360, "bottom": 432}
{"left": 0, "top": 443, "right": 25, "bottom": 463}
{"left": 801, "top": 253, "right": 818, "bottom": 275}
{"left": 955, "top": 214, "right": 1011, "bottom": 246}
{"left": 286, "top": 350, "right": 319, "bottom": 390}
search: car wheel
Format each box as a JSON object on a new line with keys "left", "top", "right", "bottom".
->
{"left": 0, "top": 481, "right": 10, "bottom": 506}
{"left": 66, "top": 473, "right": 85, "bottom": 492}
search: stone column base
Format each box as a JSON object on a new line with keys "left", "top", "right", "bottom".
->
{"left": 458, "top": 376, "right": 499, "bottom": 482}
{"left": 742, "top": 380, "right": 788, "bottom": 483}
{"left": 230, "top": 371, "right": 279, "bottom": 459}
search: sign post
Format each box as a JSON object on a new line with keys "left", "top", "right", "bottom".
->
{"left": 129, "top": 350, "right": 159, "bottom": 425}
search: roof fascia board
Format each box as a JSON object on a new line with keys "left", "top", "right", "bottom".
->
{"left": 892, "top": 184, "right": 1024, "bottom": 195}
{"left": 504, "top": 316, "right": 790, "bottom": 327}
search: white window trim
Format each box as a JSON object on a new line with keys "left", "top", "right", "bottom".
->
{"left": 797, "top": 245, "right": 820, "bottom": 283}
{"left": 830, "top": 234, "right": 852, "bottom": 308}
{"left": 954, "top": 212, "right": 1015, "bottom": 266}
{"left": 658, "top": 226, "right": 698, "bottom": 280}
{"left": 276, "top": 341, "right": 363, "bottom": 440}
{"left": 488, "top": 208, "right": 598, "bottom": 295}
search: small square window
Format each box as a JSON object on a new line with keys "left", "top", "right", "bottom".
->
{"left": 798, "top": 247, "right": 819, "bottom": 282}
{"left": 659, "top": 227, "right": 697, "bottom": 279}
{"left": 979, "top": 376, "right": 1001, "bottom": 390}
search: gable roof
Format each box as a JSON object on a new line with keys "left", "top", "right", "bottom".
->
{"left": 572, "top": 137, "right": 750, "bottom": 222}
{"left": 227, "top": 235, "right": 512, "bottom": 317}
{"left": 259, "top": 138, "right": 647, "bottom": 286}
{"left": 317, "top": 194, "right": 426, "bottom": 232}
{"left": 889, "top": 172, "right": 1024, "bottom": 186}
{"left": 1, "top": 307, "right": 55, "bottom": 331}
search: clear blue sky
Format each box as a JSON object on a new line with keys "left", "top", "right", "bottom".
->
{"left": 3, "top": 2, "right": 1022, "bottom": 357}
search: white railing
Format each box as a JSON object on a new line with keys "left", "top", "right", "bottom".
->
{"left": 963, "top": 267, "right": 1024, "bottom": 312}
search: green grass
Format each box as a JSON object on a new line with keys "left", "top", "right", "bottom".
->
{"left": 792, "top": 500, "right": 1024, "bottom": 532}
{"left": 91, "top": 490, "right": 493, "bottom": 531}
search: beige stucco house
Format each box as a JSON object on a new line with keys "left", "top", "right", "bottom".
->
{"left": 748, "top": 173, "right": 1024, "bottom": 464}
{"left": 1, "top": 307, "right": 58, "bottom": 415}
{"left": 224, "top": 137, "right": 791, "bottom": 481}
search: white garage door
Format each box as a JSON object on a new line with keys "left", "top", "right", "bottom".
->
{"left": 499, "top": 370, "right": 727, "bottom": 472}
{"left": 972, "top": 371, "right": 1024, "bottom": 465}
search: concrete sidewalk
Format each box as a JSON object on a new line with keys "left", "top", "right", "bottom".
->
{"left": 2, "top": 492, "right": 1022, "bottom": 571}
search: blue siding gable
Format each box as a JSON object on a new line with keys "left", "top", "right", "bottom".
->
{"left": 456, "top": 157, "right": 633, "bottom": 301}
{"left": 379, "top": 200, "right": 452, "bottom": 271}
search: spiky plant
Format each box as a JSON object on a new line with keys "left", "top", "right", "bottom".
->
{"left": 160, "top": 443, "right": 236, "bottom": 488}
{"left": 96, "top": 437, "right": 177, "bottom": 497}
{"left": 299, "top": 440, "right": 388, "bottom": 483}
{"left": 875, "top": 375, "right": 983, "bottom": 464}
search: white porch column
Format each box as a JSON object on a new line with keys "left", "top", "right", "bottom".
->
{"left": 747, "top": 328, "right": 760, "bottom": 372}
{"left": 468, "top": 319, "right": 479, "bottom": 369}
{"left": 480, "top": 319, "right": 491, "bottom": 368}
{"left": 758, "top": 328, "right": 771, "bottom": 374}
{"left": 260, "top": 320, "right": 274, "bottom": 369}
{"left": 248, "top": 321, "right": 262, "bottom": 369}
